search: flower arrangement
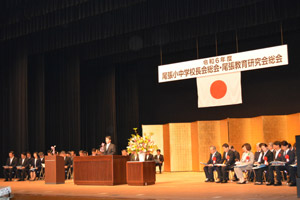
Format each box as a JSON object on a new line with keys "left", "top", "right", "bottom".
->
{"left": 127, "top": 128, "right": 158, "bottom": 154}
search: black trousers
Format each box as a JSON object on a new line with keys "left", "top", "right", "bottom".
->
{"left": 219, "top": 166, "right": 233, "bottom": 181}
{"left": 288, "top": 166, "right": 297, "bottom": 184}
{"left": 204, "top": 166, "right": 219, "bottom": 180}
{"left": 156, "top": 163, "right": 163, "bottom": 173}
{"left": 17, "top": 169, "right": 27, "bottom": 180}
{"left": 275, "top": 165, "right": 290, "bottom": 183}
{"left": 254, "top": 167, "right": 268, "bottom": 182}
{"left": 3, "top": 168, "right": 15, "bottom": 180}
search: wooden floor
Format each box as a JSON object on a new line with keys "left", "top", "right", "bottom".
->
{"left": 0, "top": 172, "right": 297, "bottom": 200}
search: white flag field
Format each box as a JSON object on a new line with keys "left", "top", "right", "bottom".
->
{"left": 158, "top": 45, "right": 289, "bottom": 108}
{"left": 196, "top": 72, "right": 242, "bottom": 108}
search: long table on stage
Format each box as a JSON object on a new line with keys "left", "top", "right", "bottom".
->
{"left": 73, "top": 155, "right": 129, "bottom": 185}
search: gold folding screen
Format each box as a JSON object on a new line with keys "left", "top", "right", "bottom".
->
{"left": 142, "top": 113, "right": 300, "bottom": 172}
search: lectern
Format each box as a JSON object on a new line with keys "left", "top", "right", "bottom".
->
{"left": 45, "top": 155, "right": 65, "bottom": 184}
{"left": 73, "top": 155, "right": 129, "bottom": 185}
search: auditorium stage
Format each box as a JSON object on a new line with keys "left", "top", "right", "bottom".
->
{"left": 0, "top": 172, "right": 297, "bottom": 200}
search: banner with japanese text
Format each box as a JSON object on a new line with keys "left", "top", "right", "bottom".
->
{"left": 158, "top": 45, "right": 288, "bottom": 83}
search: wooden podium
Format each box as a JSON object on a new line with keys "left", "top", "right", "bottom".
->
{"left": 45, "top": 155, "right": 65, "bottom": 184}
{"left": 126, "top": 161, "right": 156, "bottom": 186}
{"left": 73, "top": 155, "right": 129, "bottom": 185}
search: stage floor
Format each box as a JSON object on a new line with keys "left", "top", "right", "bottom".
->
{"left": 0, "top": 172, "right": 297, "bottom": 200}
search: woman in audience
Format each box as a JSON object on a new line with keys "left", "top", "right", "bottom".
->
{"left": 234, "top": 143, "right": 254, "bottom": 184}
{"left": 29, "top": 152, "right": 41, "bottom": 181}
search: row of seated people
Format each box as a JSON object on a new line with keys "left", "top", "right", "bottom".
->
{"left": 128, "top": 149, "right": 164, "bottom": 173}
{"left": 3, "top": 151, "right": 45, "bottom": 181}
{"left": 204, "top": 141, "right": 297, "bottom": 186}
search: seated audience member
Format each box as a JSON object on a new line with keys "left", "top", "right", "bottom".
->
{"left": 91, "top": 148, "right": 97, "bottom": 156}
{"left": 217, "top": 143, "right": 235, "bottom": 183}
{"left": 253, "top": 143, "right": 273, "bottom": 185}
{"left": 266, "top": 141, "right": 284, "bottom": 186}
{"left": 234, "top": 143, "right": 254, "bottom": 184}
{"left": 249, "top": 143, "right": 262, "bottom": 181}
{"left": 274, "top": 140, "right": 295, "bottom": 186}
{"left": 79, "top": 150, "right": 84, "bottom": 156}
{"left": 47, "top": 150, "right": 52, "bottom": 156}
{"left": 130, "top": 152, "right": 139, "bottom": 161}
{"left": 291, "top": 143, "right": 296, "bottom": 153}
{"left": 84, "top": 151, "right": 88, "bottom": 156}
{"left": 29, "top": 152, "right": 41, "bottom": 181}
{"left": 204, "top": 146, "right": 222, "bottom": 182}
{"left": 39, "top": 152, "right": 45, "bottom": 164}
{"left": 230, "top": 146, "right": 240, "bottom": 161}
{"left": 145, "top": 152, "right": 154, "bottom": 161}
{"left": 60, "top": 151, "right": 72, "bottom": 178}
{"left": 289, "top": 143, "right": 297, "bottom": 187}
{"left": 16, "top": 152, "right": 29, "bottom": 181}
{"left": 154, "top": 149, "right": 164, "bottom": 174}
{"left": 268, "top": 142, "right": 274, "bottom": 153}
{"left": 3, "top": 151, "right": 18, "bottom": 181}
{"left": 121, "top": 149, "right": 128, "bottom": 156}
{"left": 70, "top": 151, "right": 76, "bottom": 162}
{"left": 96, "top": 149, "right": 102, "bottom": 156}
{"left": 26, "top": 152, "right": 34, "bottom": 167}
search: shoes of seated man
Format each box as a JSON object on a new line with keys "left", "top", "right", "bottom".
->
{"left": 18, "top": 179, "right": 24, "bottom": 181}
{"left": 221, "top": 180, "right": 228, "bottom": 183}
{"left": 4, "top": 179, "right": 9, "bottom": 182}
{"left": 205, "top": 178, "right": 210, "bottom": 182}
{"left": 289, "top": 182, "right": 296, "bottom": 187}
{"left": 254, "top": 182, "right": 262, "bottom": 185}
{"left": 237, "top": 181, "right": 246, "bottom": 184}
{"left": 274, "top": 182, "right": 282, "bottom": 186}
{"left": 266, "top": 182, "right": 274, "bottom": 186}
{"left": 209, "top": 179, "right": 215, "bottom": 182}
{"left": 215, "top": 179, "right": 222, "bottom": 183}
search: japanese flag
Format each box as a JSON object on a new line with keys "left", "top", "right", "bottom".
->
{"left": 196, "top": 72, "right": 242, "bottom": 108}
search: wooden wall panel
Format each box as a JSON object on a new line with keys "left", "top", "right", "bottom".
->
{"left": 163, "top": 124, "right": 170, "bottom": 172}
{"left": 263, "top": 116, "right": 288, "bottom": 143}
{"left": 198, "top": 120, "right": 228, "bottom": 172}
{"left": 191, "top": 122, "right": 199, "bottom": 171}
{"left": 169, "top": 123, "right": 192, "bottom": 171}
{"left": 228, "top": 117, "right": 263, "bottom": 156}
{"left": 287, "top": 113, "right": 300, "bottom": 144}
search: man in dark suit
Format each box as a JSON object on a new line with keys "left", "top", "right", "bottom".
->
{"left": 216, "top": 143, "right": 235, "bottom": 183}
{"left": 204, "top": 146, "right": 222, "bottom": 182}
{"left": 38, "top": 152, "right": 45, "bottom": 164}
{"left": 274, "top": 140, "right": 295, "bottom": 186}
{"left": 60, "top": 151, "right": 72, "bottom": 179}
{"left": 154, "top": 149, "right": 164, "bottom": 173}
{"left": 266, "top": 141, "right": 284, "bottom": 185}
{"left": 16, "top": 152, "right": 29, "bottom": 181}
{"left": 104, "top": 136, "right": 117, "bottom": 155}
{"left": 3, "top": 151, "right": 18, "bottom": 181}
{"left": 145, "top": 152, "right": 154, "bottom": 161}
{"left": 254, "top": 143, "right": 273, "bottom": 185}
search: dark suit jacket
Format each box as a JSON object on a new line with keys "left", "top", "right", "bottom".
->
{"left": 5, "top": 157, "right": 18, "bottom": 168}
{"left": 130, "top": 154, "right": 139, "bottom": 161}
{"left": 64, "top": 157, "right": 72, "bottom": 168}
{"left": 27, "top": 157, "right": 34, "bottom": 167}
{"left": 273, "top": 149, "right": 284, "bottom": 161}
{"left": 254, "top": 151, "right": 262, "bottom": 162}
{"left": 283, "top": 149, "right": 295, "bottom": 165}
{"left": 154, "top": 154, "right": 164, "bottom": 163}
{"left": 207, "top": 151, "right": 222, "bottom": 164}
{"left": 222, "top": 150, "right": 235, "bottom": 166}
{"left": 104, "top": 143, "right": 117, "bottom": 155}
{"left": 145, "top": 154, "right": 154, "bottom": 161}
{"left": 32, "top": 158, "right": 41, "bottom": 169}
{"left": 18, "top": 158, "right": 29, "bottom": 169}
{"left": 234, "top": 151, "right": 240, "bottom": 161}
{"left": 40, "top": 157, "right": 45, "bottom": 164}
{"left": 258, "top": 150, "right": 273, "bottom": 164}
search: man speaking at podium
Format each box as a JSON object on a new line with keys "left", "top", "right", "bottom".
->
{"left": 104, "top": 136, "right": 117, "bottom": 155}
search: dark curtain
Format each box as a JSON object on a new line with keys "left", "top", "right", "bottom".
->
{"left": 80, "top": 60, "right": 117, "bottom": 153}
{"left": 115, "top": 63, "right": 140, "bottom": 151}
{"left": 44, "top": 49, "right": 81, "bottom": 152}
{"left": 28, "top": 54, "right": 45, "bottom": 152}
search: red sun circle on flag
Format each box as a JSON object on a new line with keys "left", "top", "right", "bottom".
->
{"left": 210, "top": 80, "right": 227, "bottom": 99}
